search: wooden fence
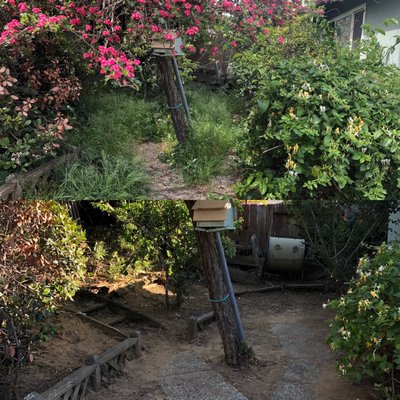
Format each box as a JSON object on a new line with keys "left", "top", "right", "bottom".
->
{"left": 0, "top": 149, "right": 79, "bottom": 200}
{"left": 228, "top": 202, "right": 301, "bottom": 256}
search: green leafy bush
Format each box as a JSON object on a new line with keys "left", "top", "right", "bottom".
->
{"left": 0, "top": 202, "right": 86, "bottom": 373}
{"left": 231, "top": 16, "right": 400, "bottom": 200}
{"left": 327, "top": 244, "right": 400, "bottom": 399}
{"left": 289, "top": 201, "right": 389, "bottom": 284}
{"left": 96, "top": 201, "right": 200, "bottom": 308}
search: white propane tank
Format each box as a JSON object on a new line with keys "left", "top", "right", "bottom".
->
{"left": 266, "top": 237, "right": 306, "bottom": 272}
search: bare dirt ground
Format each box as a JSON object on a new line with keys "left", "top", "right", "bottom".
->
{"left": 18, "top": 313, "right": 119, "bottom": 396}
{"left": 18, "top": 276, "right": 377, "bottom": 399}
{"left": 137, "top": 142, "right": 236, "bottom": 199}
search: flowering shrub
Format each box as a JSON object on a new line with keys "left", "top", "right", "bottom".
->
{"left": 233, "top": 17, "right": 400, "bottom": 200}
{"left": 0, "top": 1, "right": 317, "bottom": 86}
{"left": 327, "top": 244, "right": 400, "bottom": 399}
{"left": 0, "top": 0, "right": 319, "bottom": 173}
{"left": 0, "top": 64, "right": 78, "bottom": 171}
{"left": 0, "top": 1, "right": 82, "bottom": 172}
{"left": 0, "top": 201, "right": 86, "bottom": 374}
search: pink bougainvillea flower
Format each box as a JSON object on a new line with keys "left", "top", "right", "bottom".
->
{"left": 17, "top": 2, "right": 27, "bottom": 12}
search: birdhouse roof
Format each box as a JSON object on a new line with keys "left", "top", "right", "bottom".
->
{"left": 192, "top": 200, "right": 232, "bottom": 222}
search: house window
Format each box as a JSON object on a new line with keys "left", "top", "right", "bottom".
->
{"left": 332, "top": 5, "right": 366, "bottom": 48}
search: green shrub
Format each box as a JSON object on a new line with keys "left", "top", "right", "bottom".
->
{"left": 289, "top": 201, "right": 389, "bottom": 284}
{"left": 327, "top": 244, "right": 400, "bottom": 399}
{"left": 96, "top": 201, "right": 200, "bottom": 308}
{"left": 231, "top": 16, "right": 400, "bottom": 200}
{"left": 0, "top": 202, "right": 86, "bottom": 373}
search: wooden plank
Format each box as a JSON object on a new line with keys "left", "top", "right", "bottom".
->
{"left": 196, "top": 311, "right": 215, "bottom": 328}
{"left": 227, "top": 255, "right": 265, "bottom": 268}
{"left": 107, "top": 358, "right": 120, "bottom": 371}
{"left": 24, "top": 394, "right": 44, "bottom": 400}
{"left": 71, "top": 381, "right": 81, "bottom": 400}
{"left": 76, "top": 312, "right": 128, "bottom": 339}
{"left": 41, "top": 365, "right": 96, "bottom": 400}
{"left": 62, "top": 306, "right": 128, "bottom": 340}
{"left": 95, "top": 337, "right": 138, "bottom": 366}
{"left": 187, "top": 317, "right": 198, "bottom": 340}
{"left": 89, "top": 356, "right": 102, "bottom": 392}
{"left": 105, "top": 315, "right": 126, "bottom": 326}
{"left": 0, "top": 149, "right": 79, "bottom": 200}
{"left": 80, "top": 377, "right": 89, "bottom": 399}
{"left": 257, "top": 205, "right": 267, "bottom": 255}
{"left": 234, "top": 286, "right": 282, "bottom": 296}
{"left": 0, "top": 182, "right": 16, "bottom": 200}
{"left": 249, "top": 204, "right": 258, "bottom": 238}
{"left": 80, "top": 303, "right": 107, "bottom": 314}
{"left": 85, "top": 292, "right": 165, "bottom": 329}
{"left": 284, "top": 283, "right": 327, "bottom": 290}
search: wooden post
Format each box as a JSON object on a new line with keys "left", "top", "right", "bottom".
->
{"left": 195, "top": 230, "right": 242, "bottom": 366}
{"left": 157, "top": 56, "right": 188, "bottom": 144}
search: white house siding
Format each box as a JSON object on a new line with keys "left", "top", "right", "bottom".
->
{"left": 365, "top": 0, "right": 400, "bottom": 67}
{"left": 325, "top": 0, "right": 400, "bottom": 67}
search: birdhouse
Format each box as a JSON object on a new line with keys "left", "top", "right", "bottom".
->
{"left": 151, "top": 30, "right": 184, "bottom": 56}
{"left": 192, "top": 200, "right": 236, "bottom": 231}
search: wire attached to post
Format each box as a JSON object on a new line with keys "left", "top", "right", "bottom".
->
{"left": 208, "top": 293, "right": 230, "bottom": 303}
{"left": 166, "top": 103, "right": 183, "bottom": 110}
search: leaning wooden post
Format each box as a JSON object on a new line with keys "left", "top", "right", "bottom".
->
{"left": 190, "top": 200, "right": 248, "bottom": 367}
{"left": 156, "top": 56, "right": 188, "bottom": 144}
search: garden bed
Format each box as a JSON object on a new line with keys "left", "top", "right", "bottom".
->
{"left": 17, "top": 312, "right": 119, "bottom": 397}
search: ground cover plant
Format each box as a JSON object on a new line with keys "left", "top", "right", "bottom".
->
{"left": 32, "top": 152, "right": 149, "bottom": 200}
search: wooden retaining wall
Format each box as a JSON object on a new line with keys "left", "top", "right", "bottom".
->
{"left": 24, "top": 334, "right": 140, "bottom": 400}
{"left": 0, "top": 149, "right": 79, "bottom": 200}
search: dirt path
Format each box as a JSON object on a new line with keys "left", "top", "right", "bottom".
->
{"left": 87, "top": 289, "right": 374, "bottom": 400}
{"left": 19, "top": 280, "right": 376, "bottom": 400}
{"left": 137, "top": 142, "right": 236, "bottom": 199}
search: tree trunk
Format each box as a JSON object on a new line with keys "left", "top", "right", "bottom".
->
{"left": 195, "top": 230, "right": 242, "bottom": 366}
{"left": 157, "top": 57, "right": 188, "bottom": 144}
{"left": 158, "top": 253, "right": 170, "bottom": 310}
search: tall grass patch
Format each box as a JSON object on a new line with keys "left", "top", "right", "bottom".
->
{"left": 166, "top": 86, "right": 242, "bottom": 184}
{"left": 67, "top": 86, "right": 168, "bottom": 158}
{"left": 26, "top": 152, "right": 149, "bottom": 200}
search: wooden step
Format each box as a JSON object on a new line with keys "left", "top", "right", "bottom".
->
{"left": 105, "top": 315, "right": 127, "bottom": 326}
{"left": 80, "top": 303, "right": 107, "bottom": 314}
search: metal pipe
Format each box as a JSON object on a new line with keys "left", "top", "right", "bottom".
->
{"left": 171, "top": 56, "right": 193, "bottom": 126}
{"left": 214, "top": 231, "right": 246, "bottom": 343}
